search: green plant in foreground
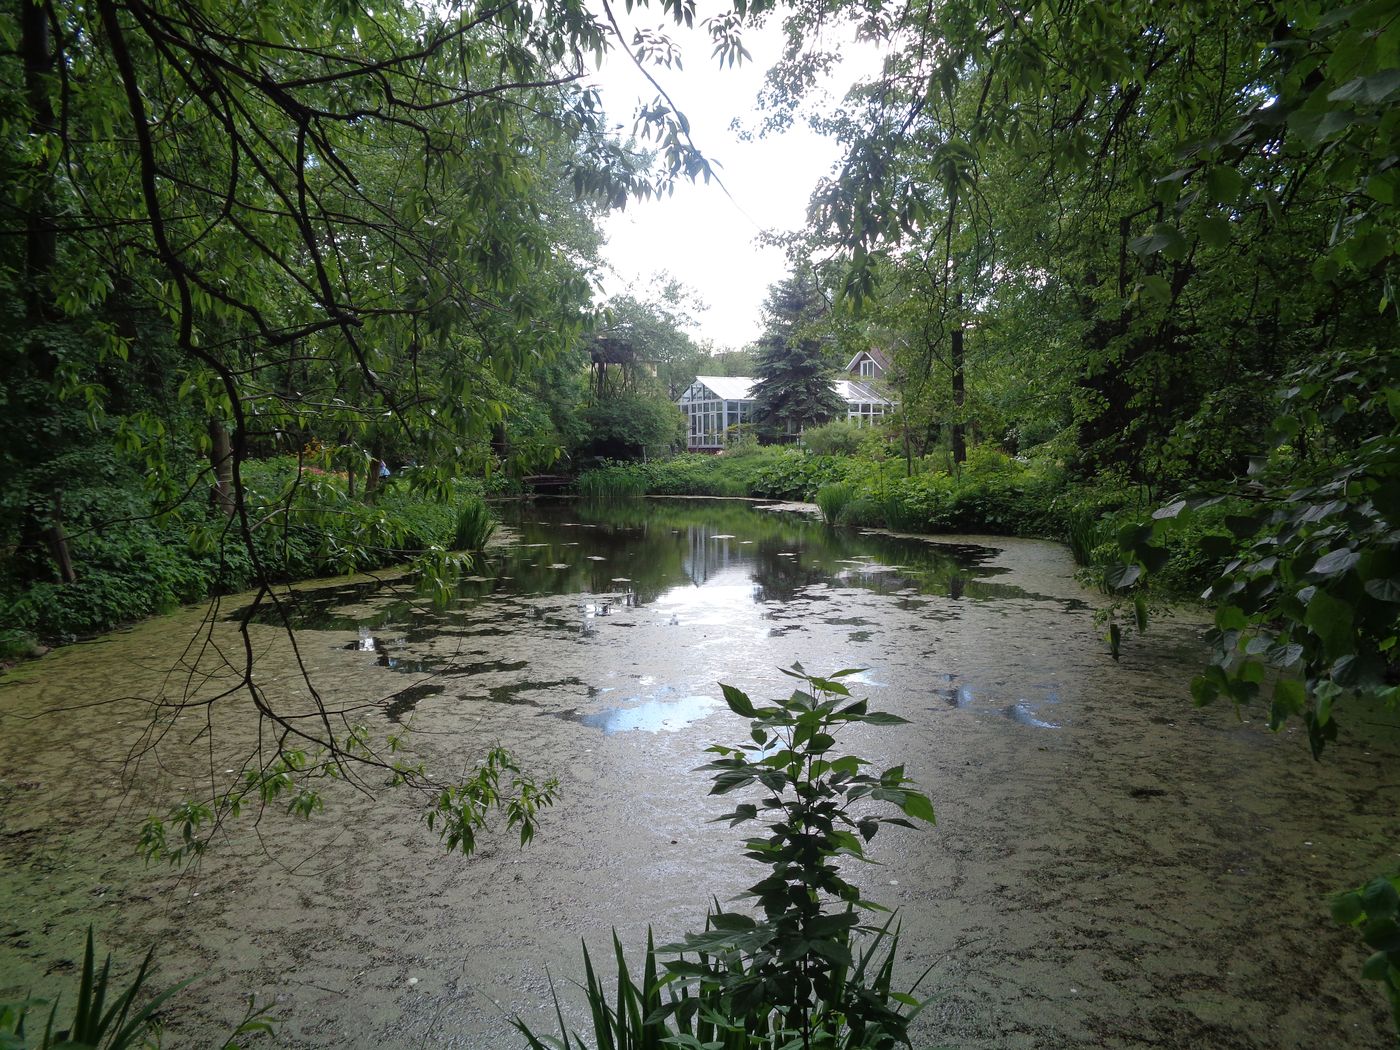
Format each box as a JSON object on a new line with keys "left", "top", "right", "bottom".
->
{"left": 1332, "top": 874, "right": 1400, "bottom": 1039}
{"left": 517, "top": 665, "right": 936, "bottom": 1050}
{"left": 0, "top": 928, "right": 272, "bottom": 1049}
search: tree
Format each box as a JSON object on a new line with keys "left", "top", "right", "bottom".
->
{"left": 0, "top": 0, "right": 745, "bottom": 853}
{"left": 750, "top": 268, "right": 844, "bottom": 442}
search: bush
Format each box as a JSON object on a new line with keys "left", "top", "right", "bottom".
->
{"left": 802, "top": 420, "right": 866, "bottom": 457}
{"left": 0, "top": 456, "right": 500, "bottom": 643}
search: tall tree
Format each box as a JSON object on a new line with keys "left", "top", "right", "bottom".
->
{"left": 750, "top": 268, "right": 844, "bottom": 441}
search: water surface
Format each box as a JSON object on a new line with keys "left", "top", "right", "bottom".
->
{"left": 1, "top": 498, "right": 1394, "bottom": 1048}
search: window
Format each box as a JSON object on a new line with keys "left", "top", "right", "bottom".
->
{"left": 859, "top": 358, "right": 876, "bottom": 378}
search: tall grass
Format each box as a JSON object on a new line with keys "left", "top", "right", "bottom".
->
{"left": 575, "top": 467, "right": 647, "bottom": 502}
{"left": 0, "top": 928, "right": 272, "bottom": 1049}
{"left": 452, "top": 497, "right": 498, "bottom": 551}
{"left": 1065, "top": 506, "right": 1100, "bottom": 566}
{"left": 515, "top": 918, "right": 917, "bottom": 1050}
{"left": 814, "top": 481, "right": 856, "bottom": 526}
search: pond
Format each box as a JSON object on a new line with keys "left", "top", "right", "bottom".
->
{"left": 0, "top": 498, "right": 1394, "bottom": 1048}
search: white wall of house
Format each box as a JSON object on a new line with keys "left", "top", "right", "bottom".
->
{"left": 677, "top": 376, "right": 894, "bottom": 451}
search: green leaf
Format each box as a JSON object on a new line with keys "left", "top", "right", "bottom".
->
{"left": 898, "top": 791, "right": 936, "bottom": 824}
{"left": 720, "top": 683, "right": 756, "bottom": 718}
{"left": 1332, "top": 890, "right": 1366, "bottom": 925}
{"left": 1310, "top": 548, "right": 1360, "bottom": 577}
{"left": 1204, "top": 166, "right": 1242, "bottom": 203}
{"left": 1305, "top": 590, "right": 1355, "bottom": 661}
{"left": 1362, "top": 877, "right": 1400, "bottom": 918}
{"left": 1328, "top": 70, "right": 1400, "bottom": 105}
{"left": 1360, "top": 950, "right": 1392, "bottom": 981}
{"left": 1198, "top": 215, "right": 1231, "bottom": 248}
{"left": 1103, "top": 562, "right": 1141, "bottom": 590}
{"left": 1364, "top": 578, "right": 1400, "bottom": 603}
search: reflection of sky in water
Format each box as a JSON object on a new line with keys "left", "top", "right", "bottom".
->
{"left": 649, "top": 566, "right": 761, "bottom": 627}
{"left": 950, "top": 682, "right": 1063, "bottom": 729}
{"left": 238, "top": 501, "right": 1078, "bottom": 736}
{"left": 575, "top": 694, "right": 720, "bottom": 734}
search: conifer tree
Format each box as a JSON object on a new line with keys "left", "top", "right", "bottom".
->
{"left": 751, "top": 269, "right": 844, "bottom": 442}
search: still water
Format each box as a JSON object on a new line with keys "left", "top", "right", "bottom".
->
{"left": 0, "top": 499, "right": 1394, "bottom": 1048}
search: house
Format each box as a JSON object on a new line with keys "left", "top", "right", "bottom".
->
{"left": 677, "top": 372, "right": 895, "bottom": 451}
{"left": 845, "top": 348, "right": 892, "bottom": 381}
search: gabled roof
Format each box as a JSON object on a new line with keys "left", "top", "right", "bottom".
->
{"left": 844, "top": 347, "right": 892, "bottom": 373}
{"left": 691, "top": 375, "right": 756, "bottom": 401}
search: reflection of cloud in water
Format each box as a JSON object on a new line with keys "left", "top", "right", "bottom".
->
{"left": 574, "top": 694, "right": 720, "bottom": 734}
{"left": 651, "top": 565, "right": 761, "bottom": 627}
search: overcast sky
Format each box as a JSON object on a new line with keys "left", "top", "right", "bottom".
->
{"left": 583, "top": 11, "right": 879, "bottom": 351}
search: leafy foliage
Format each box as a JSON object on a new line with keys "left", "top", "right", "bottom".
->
{"left": 1118, "top": 349, "right": 1399, "bottom": 757}
{"left": 1332, "top": 874, "right": 1400, "bottom": 1038}
{"left": 0, "top": 928, "right": 272, "bottom": 1049}
{"left": 516, "top": 666, "right": 934, "bottom": 1049}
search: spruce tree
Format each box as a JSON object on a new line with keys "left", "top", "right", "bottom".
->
{"left": 751, "top": 270, "right": 844, "bottom": 442}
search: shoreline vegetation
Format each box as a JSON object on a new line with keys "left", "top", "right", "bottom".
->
{"left": 1, "top": 440, "right": 1235, "bottom": 667}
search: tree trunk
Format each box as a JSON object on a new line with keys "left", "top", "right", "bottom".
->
{"left": 46, "top": 495, "right": 76, "bottom": 583}
{"left": 951, "top": 291, "right": 967, "bottom": 465}
{"left": 365, "top": 456, "right": 382, "bottom": 500}
{"left": 209, "top": 418, "right": 235, "bottom": 517}
{"left": 23, "top": 1, "right": 76, "bottom": 583}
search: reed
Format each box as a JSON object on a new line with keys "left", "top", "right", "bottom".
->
{"left": 814, "top": 481, "right": 856, "bottom": 526}
{"left": 452, "top": 497, "right": 498, "bottom": 552}
{"left": 576, "top": 467, "right": 647, "bottom": 502}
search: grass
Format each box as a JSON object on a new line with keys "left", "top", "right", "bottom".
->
{"left": 452, "top": 497, "right": 498, "bottom": 551}
{"left": 815, "top": 481, "right": 856, "bottom": 526}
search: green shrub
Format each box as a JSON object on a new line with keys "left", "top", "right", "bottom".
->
{"left": 0, "top": 455, "right": 501, "bottom": 642}
{"left": 516, "top": 666, "right": 934, "bottom": 1050}
{"left": 802, "top": 420, "right": 866, "bottom": 457}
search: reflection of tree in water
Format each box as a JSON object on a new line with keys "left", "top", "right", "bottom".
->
{"left": 490, "top": 500, "right": 1020, "bottom": 606}
{"left": 751, "top": 536, "right": 828, "bottom": 603}
{"left": 233, "top": 501, "right": 1043, "bottom": 633}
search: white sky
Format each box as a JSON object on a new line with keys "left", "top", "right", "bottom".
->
{"left": 583, "top": 11, "right": 881, "bottom": 351}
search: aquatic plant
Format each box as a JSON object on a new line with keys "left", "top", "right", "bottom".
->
{"left": 1064, "top": 506, "right": 1100, "bottom": 566}
{"left": 0, "top": 928, "right": 272, "bottom": 1049}
{"left": 575, "top": 465, "right": 647, "bottom": 502}
{"left": 815, "top": 481, "right": 856, "bottom": 525}
{"left": 452, "top": 497, "right": 498, "bottom": 552}
{"left": 516, "top": 665, "right": 935, "bottom": 1049}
